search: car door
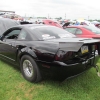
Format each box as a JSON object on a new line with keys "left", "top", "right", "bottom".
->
{"left": 0, "top": 28, "right": 21, "bottom": 62}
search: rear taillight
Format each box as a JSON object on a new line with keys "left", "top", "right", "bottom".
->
{"left": 55, "top": 50, "right": 73, "bottom": 61}
{"left": 55, "top": 50, "right": 65, "bottom": 61}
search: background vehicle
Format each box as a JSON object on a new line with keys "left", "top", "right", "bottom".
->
{"left": 65, "top": 25, "right": 100, "bottom": 39}
{"left": 0, "top": 18, "right": 20, "bottom": 35}
{"left": 0, "top": 24, "right": 99, "bottom": 82}
{"left": 39, "top": 19, "right": 62, "bottom": 28}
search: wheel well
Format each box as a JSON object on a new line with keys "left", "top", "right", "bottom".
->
{"left": 19, "top": 53, "right": 36, "bottom": 61}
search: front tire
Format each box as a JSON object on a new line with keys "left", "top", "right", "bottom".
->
{"left": 20, "top": 55, "right": 42, "bottom": 83}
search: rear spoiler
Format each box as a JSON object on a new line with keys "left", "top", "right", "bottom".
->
{"left": 59, "top": 42, "right": 83, "bottom": 51}
{"left": 58, "top": 39, "right": 100, "bottom": 52}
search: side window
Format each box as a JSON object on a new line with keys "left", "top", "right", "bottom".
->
{"left": 18, "top": 30, "right": 31, "bottom": 41}
{"left": 5, "top": 29, "right": 21, "bottom": 39}
{"left": 75, "top": 29, "right": 82, "bottom": 34}
{"left": 65, "top": 28, "right": 77, "bottom": 34}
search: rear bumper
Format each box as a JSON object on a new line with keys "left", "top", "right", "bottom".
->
{"left": 37, "top": 55, "right": 99, "bottom": 81}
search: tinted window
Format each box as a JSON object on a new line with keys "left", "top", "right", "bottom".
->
{"left": 30, "top": 26, "right": 76, "bottom": 40}
{"left": 18, "top": 30, "right": 32, "bottom": 41}
{"left": 5, "top": 29, "right": 21, "bottom": 39}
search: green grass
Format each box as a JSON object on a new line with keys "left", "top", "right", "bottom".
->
{"left": 1, "top": 59, "right": 100, "bottom": 100}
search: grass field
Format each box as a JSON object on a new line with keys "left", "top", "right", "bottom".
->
{"left": 0, "top": 59, "right": 100, "bottom": 100}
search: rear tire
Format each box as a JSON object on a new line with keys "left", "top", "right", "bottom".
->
{"left": 20, "top": 55, "right": 42, "bottom": 83}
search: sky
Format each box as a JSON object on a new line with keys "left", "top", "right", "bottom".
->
{"left": 0, "top": 0, "right": 100, "bottom": 19}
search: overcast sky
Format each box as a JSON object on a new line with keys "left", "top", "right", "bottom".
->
{"left": 0, "top": 0, "right": 100, "bottom": 19}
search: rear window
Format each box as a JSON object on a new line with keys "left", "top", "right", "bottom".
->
{"left": 65, "top": 28, "right": 77, "bottom": 34}
{"left": 30, "top": 26, "right": 76, "bottom": 40}
{"left": 83, "top": 26, "right": 100, "bottom": 34}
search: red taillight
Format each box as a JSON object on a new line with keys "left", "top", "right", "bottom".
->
{"left": 55, "top": 50, "right": 73, "bottom": 61}
{"left": 55, "top": 50, "right": 65, "bottom": 61}
{"left": 55, "top": 55, "right": 61, "bottom": 61}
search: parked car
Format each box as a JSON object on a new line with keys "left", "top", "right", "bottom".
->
{"left": 39, "top": 19, "right": 62, "bottom": 28}
{"left": 0, "top": 24, "right": 100, "bottom": 82}
{"left": 91, "top": 21, "right": 100, "bottom": 28}
{"left": 95, "top": 24, "right": 100, "bottom": 29}
{"left": 0, "top": 18, "right": 20, "bottom": 35}
{"left": 65, "top": 25, "right": 100, "bottom": 38}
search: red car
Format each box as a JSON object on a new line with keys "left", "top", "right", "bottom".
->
{"left": 65, "top": 25, "right": 100, "bottom": 38}
{"left": 42, "top": 19, "right": 62, "bottom": 28}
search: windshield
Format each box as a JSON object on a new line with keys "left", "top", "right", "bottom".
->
{"left": 30, "top": 26, "right": 76, "bottom": 40}
{"left": 83, "top": 26, "right": 100, "bottom": 34}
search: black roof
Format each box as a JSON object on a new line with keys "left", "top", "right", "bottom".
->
{"left": 11, "top": 24, "right": 50, "bottom": 29}
{"left": 0, "top": 18, "right": 20, "bottom": 34}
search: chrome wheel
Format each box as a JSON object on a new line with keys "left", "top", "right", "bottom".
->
{"left": 23, "top": 60, "right": 33, "bottom": 77}
{"left": 21, "top": 55, "right": 42, "bottom": 82}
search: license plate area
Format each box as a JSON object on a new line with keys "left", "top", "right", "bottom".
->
{"left": 81, "top": 46, "right": 88, "bottom": 54}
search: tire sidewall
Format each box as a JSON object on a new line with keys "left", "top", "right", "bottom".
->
{"left": 20, "top": 55, "right": 39, "bottom": 82}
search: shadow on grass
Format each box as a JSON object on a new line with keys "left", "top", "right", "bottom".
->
{"left": 0, "top": 59, "right": 20, "bottom": 72}
{"left": 40, "top": 67, "right": 99, "bottom": 84}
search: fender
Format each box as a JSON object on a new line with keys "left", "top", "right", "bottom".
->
{"left": 17, "top": 47, "right": 38, "bottom": 64}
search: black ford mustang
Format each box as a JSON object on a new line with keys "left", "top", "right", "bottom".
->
{"left": 0, "top": 24, "right": 100, "bottom": 82}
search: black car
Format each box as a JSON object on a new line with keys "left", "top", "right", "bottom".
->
{"left": 0, "top": 24, "right": 100, "bottom": 82}
{"left": 0, "top": 18, "right": 20, "bottom": 35}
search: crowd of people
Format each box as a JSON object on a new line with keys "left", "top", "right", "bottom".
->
{"left": 62, "top": 20, "right": 100, "bottom": 29}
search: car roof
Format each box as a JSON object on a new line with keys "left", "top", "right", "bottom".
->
{"left": 20, "top": 24, "right": 44, "bottom": 27}
{"left": 0, "top": 18, "right": 19, "bottom": 23}
{"left": 12, "top": 24, "right": 57, "bottom": 29}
